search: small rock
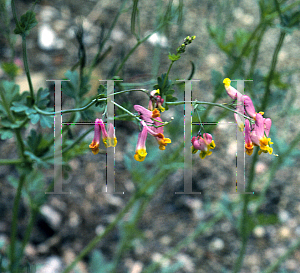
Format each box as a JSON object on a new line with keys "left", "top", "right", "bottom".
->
{"left": 40, "top": 205, "right": 62, "bottom": 230}
{"left": 279, "top": 226, "right": 291, "bottom": 239}
{"left": 209, "top": 238, "right": 225, "bottom": 251}
{"left": 36, "top": 256, "right": 63, "bottom": 273}
{"left": 38, "top": 24, "right": 65, "bottom": 51}
{"left": 253, "top": 226, "right": 266, "bottom": 238}
{"left": 279, "top": 210, "right": 290, "bottom": 223}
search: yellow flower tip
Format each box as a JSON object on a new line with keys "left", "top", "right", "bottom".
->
{"left": 102, "top": 138, "right": 108, "bottom": 148}
{"left": 156, "top": 89, "right": 160, "bottom": 94}
{"left": 199, "top": 151, "right": 206, "bottom": 159}
{"left": 134, "top": 149, "right": 147, "bottom": 162}
{"left": 210, "top": 140, "right": 216, "bottom": 149}
{"left": 191, "top": 146, "right": 198, "bottom": 154}
{"left": 192, "top": 35, "right": 196, "bottom": 40}
{"left": 159, "top": 145, "right": 166, "bottom": 150}
{"left": 246, "top": 148, "right": 253, "bottom": 156}
{"left": 259, "top": 111, "right": 264, "bottom": 115}
{"left": 268, "top": 147, "right": 273, "bottom": 154}
{"left": 89, "top": 142, "right": 100, "bottom": 155}
{"left": 159, "top": 106, "right": 165, "bottom": 112}
{"left": 152, "top": 109, "right": 161, "bottom": 118}
{"left": 223, "top": 78, "right": 231, "bottom": 87}
{"left": 107, "top": 137, "right": 117, "bottom": 147}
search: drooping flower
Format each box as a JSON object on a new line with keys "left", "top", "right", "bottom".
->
{"left": 191, "top": 133, "right": 215, "bottom": 159}
{"left": 98, "top": 120, "right": 117, "bottom": 148}
{"left": 89, "top": 118, "right": 102, "bottom": 155}
{"left": 133, "top": 105, "right": 171, "bottom": 161}
{"left": 134, "top": 105, "right": 171, "bottom": 149}
{"left": 223, "top": 78, "right": 243, "bottom": 100}
{"left": 250, "top": 113, "right": 273, "bottom": 155}
{"left": 244, "top": 119, "right": 254, "bottom": 156}
{"left": 134, "top": 126, "right": 148, "bottom": 162}
{"left": 223, "top": 78, "right": 245, "bottom": 131}
{"left": 89, "top": 119, "right": 117, "bottom": 153}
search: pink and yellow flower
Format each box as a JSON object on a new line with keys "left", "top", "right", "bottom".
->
{"left": 89, "top": 118, "right": 102, "bottom": 155}
{"left": 133, "top": 105, "right": 171, "bottom": 161}
{"left": 244, "top": 119, "right": 254, "bottom": 156}
{"left": 89, "top": 119, "right": 117, "bottom": 154}
{"left": 250, "top": 113, "right": 273, "bottom": 155}
{"left": 191, "top": 133, "right": 215, "bottom": 159}
{"left": 134, "top": 126, "right": 148, "bottom": 162}
{"left": 148, "top": 89, "right": 165, "bottom": 112}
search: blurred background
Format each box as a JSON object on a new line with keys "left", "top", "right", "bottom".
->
{"left": 1, "top": 0, "right": 300, "bottom": 272}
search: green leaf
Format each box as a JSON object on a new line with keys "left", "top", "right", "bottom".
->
{"left": 79, "top": 75, "right": 91, "bottom": 98}
{"left": 27, "top": 130, "right": 42, "bottom": 154}
{"left": 0, "top": 129, "right": 14, "bottom": 140}
{"left": 29, "top": 113, "right": 40, "bottom": 124}
{"left": 0, "top": 81, "right": 20, "bottom": 107}
{"left": 36, "top": 87, "right": 50, "bottom": 109}
{"left": 168, "top": 53, "right": 181, "bottom": 61}
{"left": 62, "top": 70, "right": 79, "bottom": 99}
{"left": 14, "top": 11, "right": 38, "bottom": 36}
{"left": 11, "top": 101, "right": 29, "bottom": 112}
{"left": 1, "top": 62, "right": 20, "bottom": 78}
{"left": 89, "top": 250, "right": 114, "bottom": 273}
{"left": 256, "top": 213, "right": 279, "bottom": 226}
{"left": 1, "top": 118, "right": 24, "bottom": 129}
{"left": 39, "top": 114, "right": 53, "bottom": 128}
{"left": 24, "top": 151, "right": 50, "bottom": 168}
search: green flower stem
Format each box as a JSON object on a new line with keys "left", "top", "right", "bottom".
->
{"left": 166, "top": 100, "right": 252, "bottom": 121}
{"left": 0, "top": 158, "right": 23, "bottom": 165}
{"left": 21, "top": 35, "right": 35, "bottom": 103}
{"left": 115, "top": 26, "right": 164, "bottom": 75}
{"left": 89, "top": 0, "right": 129, "bottom": 72}
{"left": 0, "top": 85, "right": 16, "bottom": 123}
{"left": 233, "top": 147, "right": 259, "bottom": 273}
{"left": 9, "top": 173, "right": 26, "bottom": 273}
{"left": 20, "top": 206, "right": 39, "bottom": 256}
{"left": 265, "top": 0, "right": 300, "bottom": 21}
{"left": 42, "top": 126, "right": 94, "bottom": 161}
{"left": 260, "top": 31, "right": 286, "bottom": 111}
{"left": 15, "top": 128, "right": 26, "bottom": 160}
{"left": 11, "top": 0, "right": 21, "bottom": 35}
{"left": 34, "top": 88, "right": 148, "bottom": 117}
{"left": 110, "top": 101, "right": 141, "bottom": 122}
{"left": 162, "top": 60, "right": 174, "bottom": 90}
{"left": 33, "top": 98, "right": 106, "bottom": 115}
{"left": 108, "top": 89, "right": 148, "bottom": 96}
{"left": 261, "top": 237, "right": 300, "bottom": 273}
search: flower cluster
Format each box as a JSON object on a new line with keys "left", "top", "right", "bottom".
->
{"left": 223, "top": 78, "right": 273, "bottom": 156}
{"left": 133, "top": 105, "right": 171, "bottom": 162}
{"left": 89, "top": 119, "right": 117, "bottom": 154}
{"left": 191, "top": 133, "right": 215, "bottom": 159}
{"left": 148, "top": 89, "right": 165, "bottom": 112}
{"left": 177, "top": 35, "right": 196, "bottom": 54}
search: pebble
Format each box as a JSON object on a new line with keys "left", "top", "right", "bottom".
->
{"left": 40, "top": 205, "right": 62, "bottom": 230}
{"left": 176, "top": 253, "right": 195, "bottom": 273}
{"left": 38, "top": 24, "right": 65, "bottom": 51}
{"left": 253, "top": 226, "right": 266, "bottom": 238}
{"left": 209, "top": 238, "right": 225, "bottom": 251}
{"left": 279, "top": 210, "right": 290, "bottom": 223}
{"left": 36, "top": 256, "right": 63, "bottom": 273}
{"left": 279, "top": 227, "right": 291, "bottom": 239}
